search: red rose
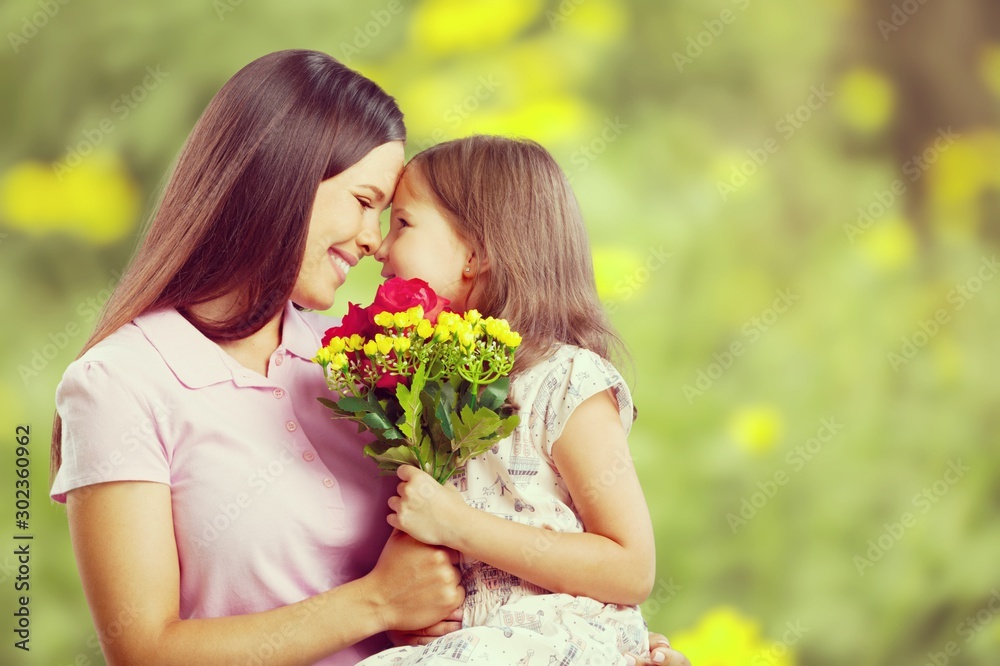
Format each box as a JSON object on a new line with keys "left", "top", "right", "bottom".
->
{"left": 321, "top": 302, "right": 375, "bottom": 346}
{"left": 371, "top": 278, "right": 450, "bottom": 323}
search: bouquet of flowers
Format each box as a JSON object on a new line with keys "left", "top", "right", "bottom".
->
{"left": 314, "top": 278, "right": 522, "bottom": 483}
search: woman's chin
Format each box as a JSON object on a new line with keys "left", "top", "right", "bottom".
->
{"left": 292, "top": 288, "right": 336, "bottom": 312}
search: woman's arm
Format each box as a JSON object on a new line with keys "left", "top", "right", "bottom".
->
{"left": 69, "top": 480, "right": 464, "bottom": 666}
{"left": 388, "top": 390, "right": 656, "bottom": 606}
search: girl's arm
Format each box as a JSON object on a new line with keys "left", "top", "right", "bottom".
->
{"left": 69, "top": 480, "right": 464, "bottom": 666}
{"left": 388, "top": 389, "right": 656, "bottom": 606}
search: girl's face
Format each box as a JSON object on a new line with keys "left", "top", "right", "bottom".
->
{"left": 292, "top": 141, "right": 405, "bottom": 310}
{"left": 376, "top": 166, "right": 477, "bottom": 309}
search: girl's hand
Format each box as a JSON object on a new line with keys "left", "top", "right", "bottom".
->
{"left": 624, "top": 633, "right": 692, "bottom": 666}
{"left": 387, "top": 465, "right": 471, "bottom": 546}
{"left": 386, "top": 608, "right": 464, "bottom": 647}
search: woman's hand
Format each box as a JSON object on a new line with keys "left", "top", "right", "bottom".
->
{"left": 366, "top": 529, "right": 465, "bottom": 632}
{"left": 386, "top": 608, "right": 464, "bottom": 647}
{"left": 387, "top": 465, "right": 470, "bottom": 546}
{"left": 624, "top": 633, "right": 692, "bottom": 665}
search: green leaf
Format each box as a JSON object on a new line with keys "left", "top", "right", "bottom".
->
{"left": 477, "top": 376, "right": 510, "bottom": 411}
{"left": 337, "top": 396, "right": 373, "bottom": 413}
{"left": 452, "top": 405, "right": 502, "bottom": 452}
{"left": 363, "top": 443, "right": 421, "bottom": 472}
{"left": 316, "top": 397, "right": 355, "bottom": 417}
{"left": 394, "top": 365, "right": 426, "bottom": 441}
{"left": 362, "top": 411, "right": 398, "bottom": 434}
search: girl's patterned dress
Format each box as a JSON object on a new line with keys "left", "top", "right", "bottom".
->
{"left": 357, "top": 345, "right": 649, "bottom": 665}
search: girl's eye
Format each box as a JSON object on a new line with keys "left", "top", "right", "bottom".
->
{"left": 396, "top": 217, "right": 410, "bottom": 229}
{"left": 356, "top": 197, "right": 373, "bottom": 210}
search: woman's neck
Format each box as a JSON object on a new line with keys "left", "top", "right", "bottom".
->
{"left": 188, "top": 295, "right": 283, "bottom": 377}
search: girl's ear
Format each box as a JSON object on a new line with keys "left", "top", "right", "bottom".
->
{"left": 463, "top": 250, "right": 489, "bottom": 278}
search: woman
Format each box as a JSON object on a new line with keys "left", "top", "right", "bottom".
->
{"left": 49, "top": 50, "right": 687, "bottom": 665}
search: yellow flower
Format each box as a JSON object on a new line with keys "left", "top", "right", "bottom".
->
{"left": 330, "top": 353, "right": 349, "bottom": 372}
{"left": 434, "top": 324, "right": 453, "bottom": 341}
{"left": 375, "top": 334, "right": 395, "bottom": 355}
{"left": 417, "top": 319, "right": 435, "bottom": 339}
{"left": 457, "top": 330, "right": 476, "bottom": 349}
{"left": 374, "top": 311, "right": 395, "bottom": 328}
{"left": 393, "top": 337, "right": 411, "bottom": 354}
{"left": 347, "top": 334, "right": 364, "bottom": 351}
{"left": 393, "top": 311, "right": 411, "bottom": 329}
{"left": 314, "top": 348, "right": 332, "bottom": 365}
{"left": 327, "top": 337, "right": 347, "bottom": 353}
{"left": 485, "top": 318, "right": 510, "bottom": 338}
{"left": 363, "top": 340, "right": 378, "bottom": 357}
{"left": 670, "top": 606, "right": 793, "bottom": 666}
{"left": 464, "top": 309, "right": 482, "bottom": 325}
{"left": 503, "top": 331, "right": 522, "bottom": 349}
{"left": 407, "top": 305, "right": 425, "bottom": 322}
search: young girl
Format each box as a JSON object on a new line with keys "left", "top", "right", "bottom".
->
{"left": 362, "top": 135, "right": 657, "bottom": 665}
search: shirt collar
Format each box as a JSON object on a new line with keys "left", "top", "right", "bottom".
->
{"left": 134, "top": 302, "right": 322, "bottom": 389}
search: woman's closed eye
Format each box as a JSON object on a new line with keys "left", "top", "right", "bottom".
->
{"left": 356, "top": 196, "right": 374, "bottom": 210}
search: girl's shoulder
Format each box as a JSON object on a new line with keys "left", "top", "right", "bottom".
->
{"left": 521, "top": 343, "right": 622, "bottom": 385}
{"left": 513, "top": 344, "right": 634, "bottom": 449}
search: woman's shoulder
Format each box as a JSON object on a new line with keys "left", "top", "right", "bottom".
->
{"left": 295, "top": 308, "right": 341, "bottom": 336}
{"left": 70, "top": 320, "right": 156, "bottom": 372}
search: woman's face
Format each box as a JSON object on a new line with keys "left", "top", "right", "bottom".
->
{"left": 291, "top": 141, "right": 405, "bottom": 310}
{"left": 375, "top": 166, "right": 476, "bottom": 309}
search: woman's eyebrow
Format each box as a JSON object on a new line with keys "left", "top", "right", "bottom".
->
{"left": 359, "top": 184, "right": 387, "bottom": 203}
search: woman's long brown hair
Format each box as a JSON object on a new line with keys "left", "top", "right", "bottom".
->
{"left": 50, "top": 50, "right": 405, "bottom": 484}
{"left": 406, "top": 135, "right": 626, "bottom": 375}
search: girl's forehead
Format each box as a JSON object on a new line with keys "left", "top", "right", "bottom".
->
{"left": 394, "top": 163, "right": 429, "bottom": 200}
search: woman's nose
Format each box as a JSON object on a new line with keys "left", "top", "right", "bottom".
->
{"left": 356, "top": 215, "right": 383, "bottom": 257}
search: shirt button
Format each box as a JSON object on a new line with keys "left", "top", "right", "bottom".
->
{"left": 285, "top": 421, "right": 297, "bottom": 432}
{"left": 323, "top": 477, "right": 335, "bottom": 488}
{"left": 272, "top": 388, "right": 285, "bottom": 399}
{"left": 302, "top": 451, "right": 315, "bottom": 462}
{"left": 275, "top": 354, "right": 284, "bottom": 366}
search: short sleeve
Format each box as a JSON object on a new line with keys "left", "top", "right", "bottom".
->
{"left": 51, "top": 360, "right": 171, "bottom": 503}
{"left": 535, "top": 348, "right": 634, "bottom": 458}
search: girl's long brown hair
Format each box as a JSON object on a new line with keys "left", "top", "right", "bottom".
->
{"left": 406, "top": 135, "right": 626, "bottom": 375}
{"left": 50, "top": 50, "right": 405, "bottom": 484}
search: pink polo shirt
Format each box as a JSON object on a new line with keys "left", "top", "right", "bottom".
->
{"left": 52, "top": 302, "right": 396, "bottom": 665}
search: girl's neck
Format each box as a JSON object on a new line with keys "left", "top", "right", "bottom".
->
{"left": 188, "top": 295, "right": 282, "bottom": 378}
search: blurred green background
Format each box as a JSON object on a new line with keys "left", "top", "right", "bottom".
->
{"left": 2, "top": 1, "right": 999, "bottom": 664}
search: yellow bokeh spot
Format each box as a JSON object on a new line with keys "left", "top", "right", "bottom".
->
{"left": 980, "top": 44, "right": 1000, "bottom": 99}
{"left": 927, "top": 135, "right": 989, "bottom": 207}
{"left": 835, "top": 67, "right": 896, "bottom": 134}
{"left": 925, "top": 131, "right": 1000, "bottom": 239}
{"left": 859, "top": 217, "right": 917, "bottom": 271}
{"left": 729, "top": 405, "right": 784, "bottom": 454}
{"left": 592, "top": 245, "right": 646, "bottom": 303}
{"left": 671, "top": 606, "right": 793, "bottom": 666}
{"left": 932, "top": 335, "right": 963, "bottom": 385}
{"left": 410, "top": 0, "right": 544, "bottom": 55}
{"left": 547, "top": 0, "right": 629, "bottom": 44}
{"left": 0, "top": 154, "right": 139, "bottom": 245}
{"left": 457, "top": 95, "right": 596, "bottom": 146}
